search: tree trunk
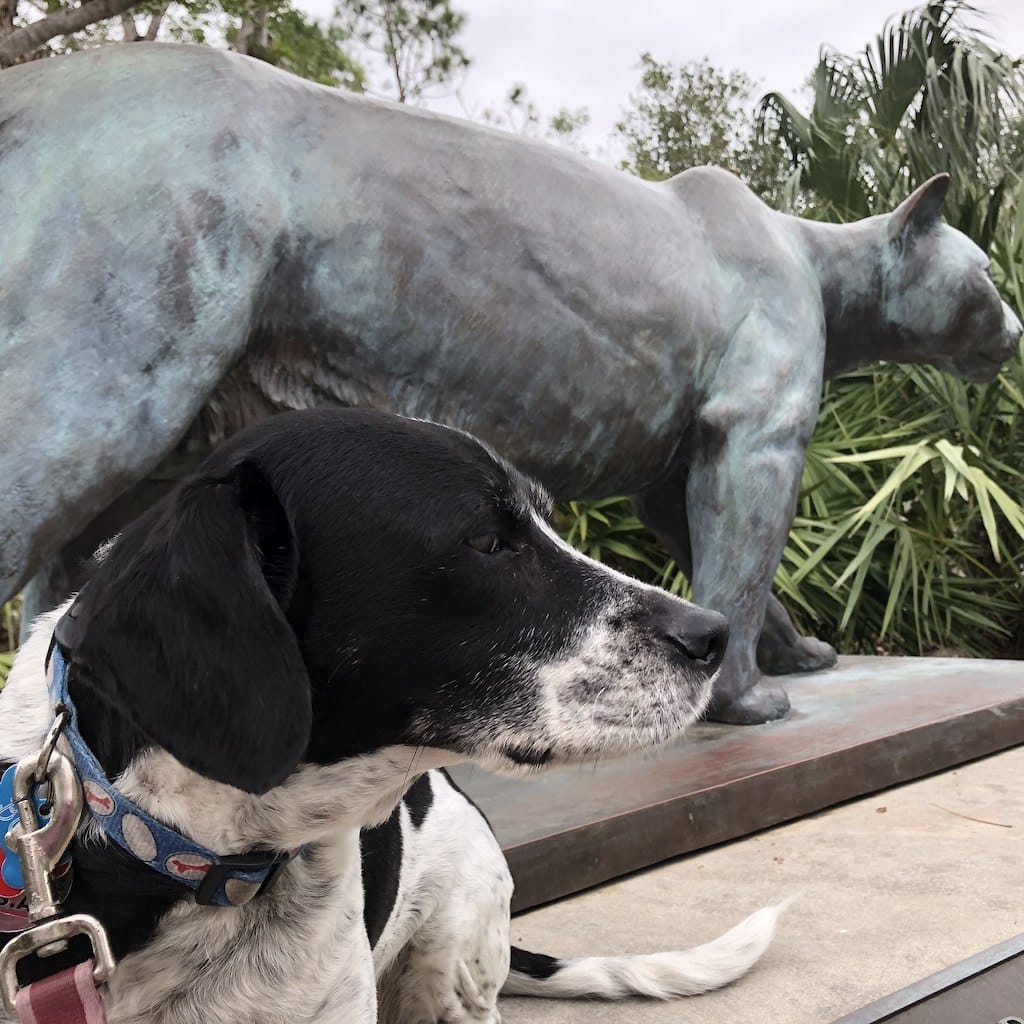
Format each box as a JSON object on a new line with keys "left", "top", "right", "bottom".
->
{"left": 142, "top": 6, "right": 165, "bottom": 41}
{"left": 232, "top": 5, "right": 270, "bottom": 63}
{"left": 381, "top": 2, "right": 406, "bottom": 102}
{"left": 120, "top": 11, "right": 139, "bottom": 41}
{"left": 0, "top": 0, "right": 17, "bottom": 55}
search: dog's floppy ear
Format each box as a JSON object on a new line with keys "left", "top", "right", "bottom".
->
{"left": 62, "top": 460, "right": 311, "bottom": 794}
{"left": 890, "top": 172, "right": 951, "bottom": 241}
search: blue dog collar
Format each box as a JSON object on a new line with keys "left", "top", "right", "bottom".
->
{"left": 44, "top": 645, "right": 294, "bottom": 908}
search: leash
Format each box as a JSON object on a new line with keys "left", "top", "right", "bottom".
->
{"left": 0, "top": 713, "right": 115, "bottom": 1023}
{"left": 13, "top": 960, "right": 107, "bottom": 1024}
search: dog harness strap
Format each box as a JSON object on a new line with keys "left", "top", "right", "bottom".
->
{"left": 45, "top": 645, "right": 294, "bottom": 908}
{"left": 14, "top": 960, "right": 107, "bottom": 1024}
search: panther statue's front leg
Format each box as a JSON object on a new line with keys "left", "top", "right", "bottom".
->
{"left": 670, "top": 316, "right": 823, "bottom": 724}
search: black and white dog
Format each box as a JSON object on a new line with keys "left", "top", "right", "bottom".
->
{"left": 0, "top": 409, "right": 779, "bottom": 1023}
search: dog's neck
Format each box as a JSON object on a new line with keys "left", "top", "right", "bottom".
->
{"left": 0, "top": 605, "right": 451, "bottom": 862}
{"left": 114, "top": 744, "right": 452, "bottom": 854}
{"left": 787, "top": 214, "right": 902, "bottom": 379}
{"left": 0, "top": 629, "right": 452, "bottom": 978}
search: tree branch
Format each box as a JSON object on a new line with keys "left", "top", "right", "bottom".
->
{"left": 142, "top": 4, "right": 165, "bottom": 41}
{"left": 380, "top": 2, "right": 405, "bottom": 103}
{"left": 0, "top": 0, "right": 143, "bottom": 67}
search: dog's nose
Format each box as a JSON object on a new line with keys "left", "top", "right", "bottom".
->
{"left": 652, "top": 601, "right": 729, "bottom": 670}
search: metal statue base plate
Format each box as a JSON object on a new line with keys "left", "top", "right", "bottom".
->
{"left": 833, "top": 932, "right": 1024, "bottom": 1023}
{"left": 451, "top": 655, "right": 1024, "bottom": 912}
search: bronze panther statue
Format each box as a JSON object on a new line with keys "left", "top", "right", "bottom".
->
{"left": 1, "top": 45, "right": 1019, "bottom": 722}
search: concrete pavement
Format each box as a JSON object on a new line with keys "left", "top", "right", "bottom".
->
{"left": 501, "top": 745, "right": 1024, "bottom": 1023}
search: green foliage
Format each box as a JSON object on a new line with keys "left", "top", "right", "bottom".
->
{"left": 222, "top": 0, "right": 365, "bottom": 88}
{"left": 554, "top": 498, "right": 690, "bottom": 596}
{"left": 615, "top": 52, "right": 789, "bottom": 202}
{"left": 547, "top": 105, "right": 591, "bottom": 152}
{"left": 337, "top": 0, "right": 469, "bottom": 103}
{"left": 0, "top": 599, "right": 20, "bottom": 690}
{"left": 557, "top": 357, "right": 1024, "bottom": 658}
{"left": 780, "top": 361, "right": 1024, "bottom": 656}
{"left": 479, "top": 82, "right": 591, "bottom": 152}
{"left": 757, "top": 2, "right": 1024, "bottom": 233}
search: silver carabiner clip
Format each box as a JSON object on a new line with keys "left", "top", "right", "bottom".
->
{"left": 0, "top": 744, "right": 117, "bottom": 1015}
{"left": 6, "top": 747, "right": 82, "bottom": 924}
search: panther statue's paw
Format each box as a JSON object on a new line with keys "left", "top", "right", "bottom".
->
{"left": 758, "top": 634, "right": 837, "bottom": 676}
{"left": 706, "top": 682, "right": 791, "bottom": 725}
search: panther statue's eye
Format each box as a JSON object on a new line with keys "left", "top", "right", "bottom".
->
{"left": 466, "top": 534, "right": 504, "bottom": 554}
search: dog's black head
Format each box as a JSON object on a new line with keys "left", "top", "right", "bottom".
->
{"left": 59, "top": 409, "right": 726, "bottom": 794}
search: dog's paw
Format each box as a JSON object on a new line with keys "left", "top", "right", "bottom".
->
{"left": 383, "top": 955, "right": 502, "bottom": 1024}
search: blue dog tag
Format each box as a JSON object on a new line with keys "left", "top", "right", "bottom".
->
{"left": 0, "top": 763, "right": 72, "bottom": 896}
{"left": 0, "top": 764, "right": 27, "bottom": 894}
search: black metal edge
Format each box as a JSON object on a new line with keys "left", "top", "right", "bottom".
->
{"left": 831, "top": 932, "right": 1024, "bottom": 1023}
{"left": 507, "top": 698, "right": 1024, "bottom": 913}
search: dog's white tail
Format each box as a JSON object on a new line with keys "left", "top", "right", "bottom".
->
{"left": 501, "top": 903, "right": 782, "bottom": 1000}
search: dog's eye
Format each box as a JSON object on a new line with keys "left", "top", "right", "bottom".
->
{"left": 466, "top": 534, "right": 504, "bottom": 555}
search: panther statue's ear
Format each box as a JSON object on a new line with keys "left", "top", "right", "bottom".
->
{"left": 890, "top": 173, "right": 951, "bottom": 241}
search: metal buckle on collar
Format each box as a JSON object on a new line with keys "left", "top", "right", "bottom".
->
{"left": 0, "top": 744, "right": 116, "bottom": 1015}
{"left": 195, "top": 850, "right": 294, "bottom": 907}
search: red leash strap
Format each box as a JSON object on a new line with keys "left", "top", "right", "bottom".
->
{"left": 14, "top": 960, "right": 108, "bottom": 1024}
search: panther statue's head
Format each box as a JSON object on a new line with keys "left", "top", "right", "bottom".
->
{"left": 883, "top": 173, "right": 1022, "bottom": 382}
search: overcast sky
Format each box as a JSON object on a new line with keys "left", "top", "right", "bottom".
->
{"left": 300, "top": 0, "right": 1024, "bottom": 155}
